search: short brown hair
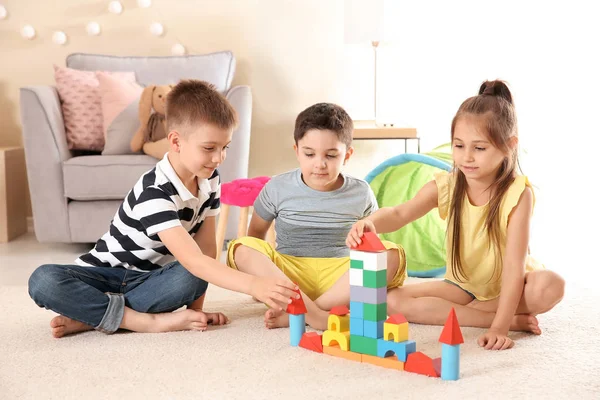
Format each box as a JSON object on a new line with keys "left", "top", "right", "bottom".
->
{"left": 294, "top": 103, "right": 353, "bottom": 148}
{"left": 166, "top": 79, "right": 238, "bottom": 133}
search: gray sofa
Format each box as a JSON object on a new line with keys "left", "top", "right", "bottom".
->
{"left": 20, "top": 52, "right": 252, "bottom": 243}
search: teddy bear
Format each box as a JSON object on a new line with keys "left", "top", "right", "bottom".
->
{"left": 130, "top": 84, "right": 173, "bottom": 159}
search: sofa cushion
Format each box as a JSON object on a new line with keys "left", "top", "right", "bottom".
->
{"left": 63, "top": 155, "right": 158, "bottom": 200}
{"left": 66, "top": 52, "right": 236, "bottom": 93}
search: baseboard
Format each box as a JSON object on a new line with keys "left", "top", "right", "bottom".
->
{"left": 27, "top": 217, "right": 34, "bottom": 233}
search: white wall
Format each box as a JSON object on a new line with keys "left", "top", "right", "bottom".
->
{"left": 342, "top": 0, "right": 600, "bottom": 279}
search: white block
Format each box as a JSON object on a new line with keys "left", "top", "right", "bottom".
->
{"left": 349, "top": 268, "right": 363, "bottom": 286}
{"left": 351, "top": 251, "right": 387, "bottom": 271}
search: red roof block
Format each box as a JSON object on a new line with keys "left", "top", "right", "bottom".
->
{"left": 299, "top": 332, "right": 323, "bottom": 353}
{"left": 286, "top": 286, "right": 307, "bottom": 315}
{"left": 329, "top": 305, "right": 350, "bottom": 316}
{"left": 438, "top": 308, "right": 464, "bottom": 345}
{"left": 405, "top": 352, "right": 440, "bottom": 378}
{"left": 385, "top": 313, "right": 408, "bottom": 324}
{"left": 352, "top": 231, "right": 386, "bottom": 252}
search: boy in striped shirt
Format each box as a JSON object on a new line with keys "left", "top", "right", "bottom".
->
{"left": 28, "top": 80, "right": 298, "bottom": 338}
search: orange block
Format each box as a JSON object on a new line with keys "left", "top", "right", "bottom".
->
{"left": 361, "top": 354, "right": 405, "bottom": 371}
{"left": 323, "top": 345, "right": 362, "bottom": 362}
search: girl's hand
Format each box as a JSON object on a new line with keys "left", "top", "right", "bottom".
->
{"left": 477, "top": 329, "right": 514, "bottom": 350}
{"left": 346, "top": 220, "right": 377, "bottom": 248}
{"left": 250, "top": 276, "right": 299, "bottom": 311}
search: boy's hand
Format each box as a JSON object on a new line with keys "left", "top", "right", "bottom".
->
{"left": 250, "top": 277, "right": 299, "bottom": 311}
{"left": 346, "top": 220, "right": 377, "bottom": 248}
{"left": 477, "top": 329, "right": 514, "bottom": 350}
{"left": 205, "top": 312, "right": 229, "bottom": 326}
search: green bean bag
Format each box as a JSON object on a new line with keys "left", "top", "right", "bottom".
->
{"left": 365, "top": 145, "right": 452, "bottom": 277}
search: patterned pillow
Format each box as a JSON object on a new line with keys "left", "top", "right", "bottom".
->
{"left": 54, "top": 65, "right": 136, "bottom": 151}
{"left": 96, "top": 72, "right": 144, "bottom": 155}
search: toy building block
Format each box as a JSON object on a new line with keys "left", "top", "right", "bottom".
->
{"left": 289, "top": 314, "right": 305, "bottom": 346}
{"left": 383, "top": 314, "right": 409, "bottom": 342}
{"left": 350, "top": 335, "right": 378, "bottom": 356}
{"left": 350, "top": 285, "right": 387, "bottom": 304}
{"left": 299, "top": 332, "right": 323, "bottom": 353}
{"left": 329, "top": 305, "right": 350, "bottom": 316}
{"left": 363, "top": 269, "right": 387, "bottom": 288}
{"left": 350, "top": 317, "right": 364, "bottom": 336}
{"left": 328, "top": 314, "right": 350, "bottom": 333}
{"left": 362, "top": 354, "right": 404, "bottom": 371}
{"left": 351, "top": 231, "right": 386, "bottom": 252}
{"left": 432, "top": 357, "right": 441, "bottom": 377}
{"left": 377, "top": 339, "right": 416, "bottom": 362}
{"left": 350, "top": 268, "right": 363, "bottom": 286}
{"left": 441, "top": 344, "right": 460, "bottom": 381}
{"left": 322, "top": 330, "right": 351, "bottom": 351}
{"left": 350, "top": 259, "right": 364, "bottom": 269}
{"left": 438, "top": 308, "right": 464, "bottom": 345}
{"left": 349, "top": 301, "right": 363, "bottom": 319}
{"left": 323, "top": 344, "right": 362, "bottom": 362}
{"left": 363, "top": 302, "right": 387, "bottom": 321}
{"left": 350, "top": 251, "right": 387, "bottom": 272}
{"left": 363, "top": 320, "right": 384, "bottom": 339}
{"left": 286, "top": 286, "right": 307, "bottom": 315}
{"left": 405, "top": 352, "right": 440, "bottom": 378}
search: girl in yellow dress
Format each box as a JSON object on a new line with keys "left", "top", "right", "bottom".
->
{"left": 346, "top": 80, "right": 564, "bottom": 350}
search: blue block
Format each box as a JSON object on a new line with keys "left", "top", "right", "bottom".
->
{"left": 349, "top": 301, "right": 364, "bottom": 319}
{"left": 350, "top": 317, "right": 364, "bottom": 335}
{"left": 363, "top": 320, "right": 384, "bottom": 339}
{"left": 441, "top": 343, "right": 460, "bottom": 380}
{"left": 377, "top": 339, "right": 417, "bottom": 362}
{"left": 289, "top": 314, "right": 305, "bottom": 346}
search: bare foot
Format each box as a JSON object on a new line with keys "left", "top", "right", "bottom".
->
{"left": 511, "top": 314, "right": 542, "bottom": 335}
{"left": 149, "top": 309, "right": 209, "bottom": 333}
{"left": 50, "top": 316, "right": 93, "bottom": 338}
{"left": 264, "top": 308, "right": 289, "bottom": 329}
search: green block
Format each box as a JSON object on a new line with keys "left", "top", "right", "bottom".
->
{"left": 350, "top": 259, "right": 364, "bottom": 269}
{"left": 363, "top": 270, "right": 387, "bottom": 288}
{"left": 350, "top": 335, "right": 379, "bottom": 356}
{"left": 363, "top": 302, "right": 387, "bottom": 322}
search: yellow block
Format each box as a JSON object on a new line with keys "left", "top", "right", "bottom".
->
{"left": 327, "top": 314, "right": 350, "bottom": 332}
{"left": 383, "top": 322, "right": 409, "bottom": 342}
{"left": 322, "top": 330, "right": 351, "bottom": 351}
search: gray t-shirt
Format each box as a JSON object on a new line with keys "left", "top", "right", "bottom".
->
{"left": 253, "top": 169, "right": 378, "bottom": 258}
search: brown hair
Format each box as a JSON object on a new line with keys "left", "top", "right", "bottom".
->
{"left": 166, "top": 79, "right": 238, "bottom": 134}
{"left": 448, "top": 80, "right": 519, "bottom": 282}
{"left": 294, "top": 103, "right": 353, "bottom": 148}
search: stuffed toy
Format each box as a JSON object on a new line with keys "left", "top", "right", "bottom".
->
{"left": 130, "top": 84, "right": 173, "bottom": 159}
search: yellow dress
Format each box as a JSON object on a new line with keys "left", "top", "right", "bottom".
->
{"left": 434, "top": 171, "right": 544, "bottom": 301}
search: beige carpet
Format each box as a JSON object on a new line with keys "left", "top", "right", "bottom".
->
{"left": 1, "top": 278, "right": 598, "bottom": 400}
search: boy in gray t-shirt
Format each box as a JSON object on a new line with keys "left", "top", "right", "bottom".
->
{"left": 226, "top": 103, "right": 407, "bottom": 330}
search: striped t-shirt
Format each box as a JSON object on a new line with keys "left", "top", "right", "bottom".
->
{"left": 76, "top": 154, "right": 220, "bottom": 271}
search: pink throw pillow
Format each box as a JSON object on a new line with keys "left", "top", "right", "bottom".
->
{"left": 54, "top": 65, "right": 136, "bottom": 151}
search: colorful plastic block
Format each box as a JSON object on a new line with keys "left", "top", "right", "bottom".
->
{"left": 329, "top": 305, "right": 350, "bottom": 316}
{"left": 350, "top": 250, "right": 387, "bottom": 272}
{"left": 377, "top": 339, "right": 416, "bottom": 362}
{"left": 383, "top": 321, "right": 408, "bottom": 342}
{"left": 362, "top": 354, "right": 404, "bottom": 371}
{"left": 351, "top": 231, "right": 386, "bottom": 252}
{"left": 289, "top": 314, "right": 305, "bottom": 346}
{"left": 350, "top": 259, "right": 364, "bottom": 269}
{"left": 441, "top": 343, "right": 460, "bottom": 380}
{"left": 322, "top": 330, "right": 351, "bottom": 351}
{"left": 349, "top": 301, "right": 363, "bottom": 319}
{"left": 363, "top": 302, "right": 387, "bottom": 322}
{"left": 363, "top": 270, "right": 387, "bottom": 288}
{"left": 439, "top": 307, "right": 464, "bottom": 345}
{"left": 363, "top": 320, "right": 384, "bottom": 339}
{"left": 350, "top": 285, "right": 387, "bottom": 304}
{"left": 350, "top": 335, "right": 378, "bottom": 356}
{"left": 350, "top": 317, "right": 364, "bottom": 336}
{"left": 433, "top": 357, "right": 441, "bottom": 377}
{"left": 405, "top": 352, "right": 440, "bottom": 378}
{"left": 349, "top": 268, "right": 363, "bottom": 286}
{"left": 286, "top": 286, "right": 307, "bottom": 315}
{"left": 327, "top": 314, "right": 350, "bottom": 333}
{"left": 299, "top": 332, "right": 323, "bottom": 353}
{"left": 323, "top": 345, "right": 362, "bottom": 362}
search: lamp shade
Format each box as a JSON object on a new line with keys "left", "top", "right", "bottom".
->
{"left": 344, "top": 0, "right": 385, "bottom": 44}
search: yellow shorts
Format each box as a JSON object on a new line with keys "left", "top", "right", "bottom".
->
{"left": 227, "top": 236, "right": 407, "bottom": 301}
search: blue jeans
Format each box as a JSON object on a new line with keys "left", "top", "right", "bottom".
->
{"left": 28, "top": 262, "right": 208, "bottom": 334}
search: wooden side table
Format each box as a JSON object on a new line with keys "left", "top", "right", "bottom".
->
{"left": 353, "top": 120, "right": 420, "bottom": 153}
{"left": 0, "top": 147, "right": 28, "bottom": 242}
